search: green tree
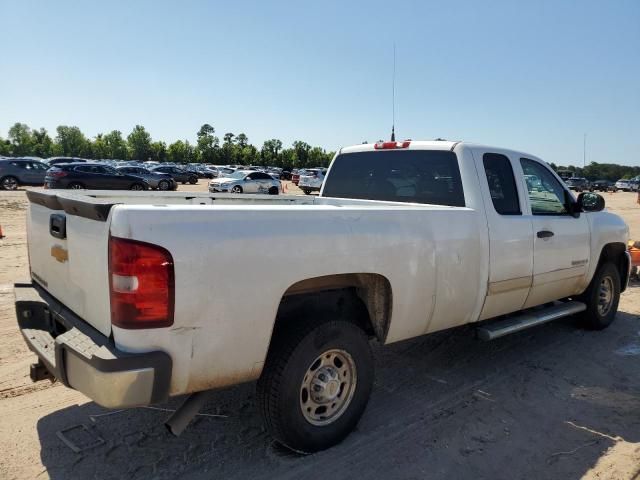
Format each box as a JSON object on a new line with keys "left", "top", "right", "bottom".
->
{"left": 55, "top": 125, "right": 91, "bottom": 157}
{"left": 167, "top": 140, "right": 196, "bottom": 163}
{"left": 150, "top": 141, "right": 168, "bottom": 162}
{"left": 236, "top": 133, "right": 248, "bottom": 148}
{"left": 261, "top": 139, "right": 283, "bottom": 165}
{"left": 8, "top": 122, "right": 33, "bottom": 156}
{"left": 92, "top": 133, "right": 109, "bottom": 159}
{"left": 127, "top": 125, "right": 152, "bottom": 161}
{"left": 103, "top": 130, "right": 128, "bottom": 159}
{"left": 196, "top": 124, "right": 219, "bottom": 163}
{"left": 31, "top": 128, "right": 54, "bottom": 158}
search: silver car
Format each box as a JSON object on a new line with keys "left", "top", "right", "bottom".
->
{"left": 209, "top": 170, "right": 280, "bottom": 194}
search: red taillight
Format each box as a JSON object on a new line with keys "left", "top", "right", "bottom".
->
{"left": 48, "top": 170, "right": 68, "bottom": 178}
{"left": 374, "top": 141, "right": 411, "bottom": 150}
{"left": 109, "top": 237, "right": 174, "bottom": 329}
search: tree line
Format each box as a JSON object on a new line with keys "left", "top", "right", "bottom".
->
{"left": 0, "top": 122, "right": 335, "bottom": 169}
{"left": 548, "top": 162, "right": 640, "bottom": 182}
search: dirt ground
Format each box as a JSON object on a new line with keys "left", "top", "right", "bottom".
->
{"left": 0, "top": 184, "right": 639, "bottom": 480}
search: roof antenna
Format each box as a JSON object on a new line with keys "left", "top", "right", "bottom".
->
{"left": 391, "top": 42, "right": 396, "bottom": 141}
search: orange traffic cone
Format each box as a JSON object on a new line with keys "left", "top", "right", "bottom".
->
{"left": 0, "top": 225, "right": 4, "bottom": 239}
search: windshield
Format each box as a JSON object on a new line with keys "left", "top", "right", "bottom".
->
{"left": 322, "top": 150, "right": 465, "bottom": 206}
{"left": 226, "top": 171, "right": 246, "bottom": 180}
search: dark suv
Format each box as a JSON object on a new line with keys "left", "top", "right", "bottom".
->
{"left": 150, "top": 166, "right": 198, "bottom": 184}
{"left": 45, "top": 163, "right": 149, "bottom": 190}
{"left": 0, "top": 158, "right": 50, "bottom": 190}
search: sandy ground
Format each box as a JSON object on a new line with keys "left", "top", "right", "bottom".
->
{"left": 0, "top": 184, "right": 639, "bottom": 480}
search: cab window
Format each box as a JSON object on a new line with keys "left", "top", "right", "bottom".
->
{"left": 520, "top": 158, "right": 567, "bottom": 215}
{"left": 482, "top": 153, "right": 520, "bottom": 215}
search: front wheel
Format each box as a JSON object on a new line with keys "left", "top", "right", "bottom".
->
{"left": 1, "top": 176, "right": 19, "bottom": 190}
{"left": 158, "top": 180, "right": 170, "bottom": 191}
{"left": 231, "top": 185, "right": 243, "bottom": 193}
{"left": 303, "top": 188, "right": 311, "bottom": 195}
{"left": 578, "top": 262, "right": 621, "bottom": 330}
{"left": 257, "top": 319, "right": 374, "bottom": 453}
{"left": 189, "top": 177, "right": 198, "bottom": 185}
{"left": 268, "top": 186, "right": 279, "bottom": 195}
{"left": 68, "top": 182, "right": 85, "bottom": 190}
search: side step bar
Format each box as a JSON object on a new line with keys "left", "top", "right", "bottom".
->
{"left": 477, "top": 301, "right": 586, "bottom": 341}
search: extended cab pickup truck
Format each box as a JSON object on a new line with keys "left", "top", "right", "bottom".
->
{"left": 16, "top": 140, "right": 630, "bottom": 452}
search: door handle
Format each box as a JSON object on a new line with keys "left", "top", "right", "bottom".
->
{"left": 537, "top": 230, "right": 554, "bottom": 239}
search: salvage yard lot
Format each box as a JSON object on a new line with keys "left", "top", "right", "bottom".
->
{"left": 1, "top": 186, "right": 639, "bottom": 480}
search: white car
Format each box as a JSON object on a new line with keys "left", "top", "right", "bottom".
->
{"left": 209, "top": 170, "right": 280, "bottom": 194}
{"left": 615, "top": 179, "right": 632, "bottom": 191}
{"left": 17, "top": 140, "right": 630, "bottom": 453}
{"left": 298, "top": 168, "right": 327, "bottom": 194}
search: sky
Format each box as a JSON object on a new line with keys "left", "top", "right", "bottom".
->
{"left": 1, "top": 0, "right": 639, "bottom": 166}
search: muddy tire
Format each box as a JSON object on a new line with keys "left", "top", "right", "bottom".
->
{"left": 257, "top": 318, "right": 373, "bottom": 453}
{"left": 578, "top": 262, "right": 620, "bottom": 330}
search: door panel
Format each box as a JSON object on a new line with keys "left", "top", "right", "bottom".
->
{"left": 519, "top": 158, "right": 590, "bottom": 308}
{"left": 473, "top": 150, "right": 534, "bottom": 320}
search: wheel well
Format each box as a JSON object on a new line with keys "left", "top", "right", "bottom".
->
{"left": 274, "top": 274, "right": 393, "bottom": 343}
{"left": 597, "top": 242, "right": 629, "bottom": 291}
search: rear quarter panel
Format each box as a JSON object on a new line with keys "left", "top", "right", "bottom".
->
{"left": 109, "top": 204, "right": 485, "bottom": 395}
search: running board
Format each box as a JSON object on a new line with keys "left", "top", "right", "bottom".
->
{"left": 477, "top": 301, "right": 587, "bottom": 341}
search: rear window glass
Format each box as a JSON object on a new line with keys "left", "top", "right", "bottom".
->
{"left": 322, "top": 150, "right": 465, "bottom": 206}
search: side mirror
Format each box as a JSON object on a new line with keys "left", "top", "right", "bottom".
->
{"left": 577, "top": 192, "right": 605, "bottom": 212}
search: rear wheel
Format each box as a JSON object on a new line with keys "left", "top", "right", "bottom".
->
{"left": 268, "top": 186, "right": 279, "bottom": 195}
{"left": 1, "top": 176, "right": 18, "bottom": 190}
{"left": 189, "top": 176, "right": 198, "bottom": 185}
{"left": 232, "top": 185, "right": 243, "bottom": 193}
{"left": 303, "top": 188, "right": 311, "bottom": 195}
{"left": 68, "top": 182, "right": 85, "bottom": 190}
{"left": 158, "top": 180, "right": 170, "bottom": 191}
{"left": 578, "top": 262, "right": 621, "bottom": 330}
{"left": 257, "top": 318, "right": 374, "bottom": 453}
{"left": 130, "top": 183, "right": 145, "bottom": 191}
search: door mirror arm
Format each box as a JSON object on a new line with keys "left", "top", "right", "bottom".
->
{"left": 563, "top": 190, "right": 580, "bottom": 218}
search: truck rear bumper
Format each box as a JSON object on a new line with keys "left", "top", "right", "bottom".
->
{"left": 14, "top": 282, "right": 172, "bottom": 408}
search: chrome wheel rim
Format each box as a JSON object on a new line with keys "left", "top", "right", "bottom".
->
{"left": 2, "top": 177, "right": 17, "bottom": 190}
{"left": 300, "top": 349, "right": 357, "bottom": 426}
{"left": 232, "top": 186, "right": 241, "bottom": 193}
{"left": 597, "top": 275, "right": 614, "bottom": 316}
{"left": 70, "top": 184, "right": 83, "bottom": 189}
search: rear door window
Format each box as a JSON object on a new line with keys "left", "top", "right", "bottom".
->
{"left": 482, "top": 153, "right": 521, "bottom": 215}
{"left": 322, "top": 150, "right": 465, "bottom": 206}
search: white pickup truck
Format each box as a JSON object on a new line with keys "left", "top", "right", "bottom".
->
{"left": 16, "top": 140, "right": 630, "bottom": 453}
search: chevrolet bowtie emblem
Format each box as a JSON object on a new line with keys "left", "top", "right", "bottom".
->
{"left": 51, "top": 245, "right": 69, "bottom": 263}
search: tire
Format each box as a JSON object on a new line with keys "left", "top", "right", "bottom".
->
{"left": 257, "top": 318, "right": 374, "bottom": 453}
{"left": 158, "top": 180, "right": 170, "bottom": 191}
{"left": 130, "top": 183, "right": 145, "bottom": 191}
{"left": 578, "top": 262, "right": 621, "bottom": 330}
{"left": 303, "top": 189, "right": 311, "bottom": 195}
{"left": 68, "top": 182, "right": 85, "bottom": 190}
{"left": 189, "top": 177, "right": 198, "bottom": 185}
{"left": 231, "top": 185, "right": 243, "bottom": 193}
{"left": 268, "top": 186, "right": 279, "bottom": 195}
{"left": 1, "top": 176, "right": 19, "bottom": 190}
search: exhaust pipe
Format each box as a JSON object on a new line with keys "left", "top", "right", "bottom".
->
{"left": 165, "top": 391, "right": 210, "bottom": 436}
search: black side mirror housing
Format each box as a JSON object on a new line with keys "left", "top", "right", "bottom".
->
{"left": 564, "top": 190, "right": 580, "bottom": 218}
{"left": 577, "top": 192, "right": 605, "bottom": 212}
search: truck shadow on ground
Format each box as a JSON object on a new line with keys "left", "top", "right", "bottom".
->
{"left": 36, "top": 308, "right": 640, "bottom": 480}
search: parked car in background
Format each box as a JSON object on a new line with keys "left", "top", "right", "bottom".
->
{"left": 630, "top": 179, "right": 640, "bottom": 192}
{"left": 298, "top": 168, "right": 327, "bottom": 194}
{"left": 280, "top": 169, "right": 292, "bottom": 180}
{"left": 45, "top": 163, "right": 150, "bottom": 190}
{"left": 115, "top": 166, "right": 176, "bottom": 190}
{"left": 150, "top": 166, "right": 198, "bottom": 184}
{"left": 46, "top": 157, "right": 88, "bottom": 166}
{"left": 565, "top": 177, "right": 591, "bottom": 192}
{"left": 591, "top": 180, "right": 615, "bottom": 192}
{"left": 291, "top": 169, "right": 305, "bottom": 185}
{"left": 615, "top": 179, "right": 633, "bottom": 192}
{"left": 209, "top": 170, "right": 280, "bottom": 194}
{"left": 0, "top": 158, "right": 50, "bottom": 190}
